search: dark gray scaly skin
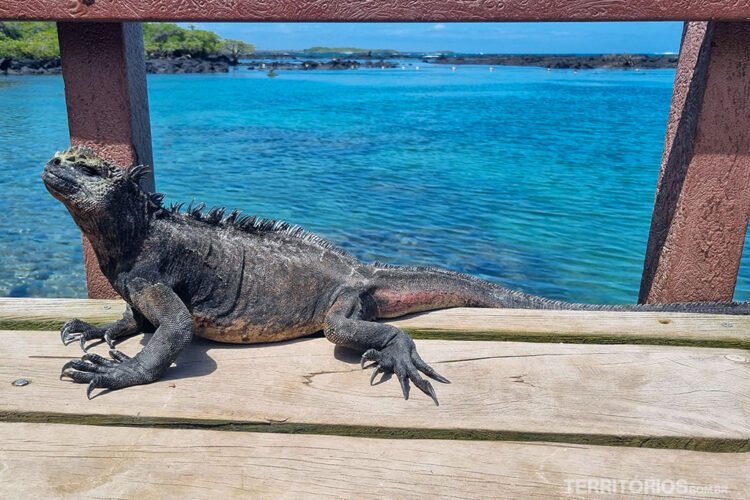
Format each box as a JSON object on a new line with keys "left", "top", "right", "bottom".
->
{"left": 42, "top": 146, "right": 750, "bottom": 404}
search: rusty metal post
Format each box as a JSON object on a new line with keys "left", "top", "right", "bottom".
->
{"left": 57, "top": 22, "right": 154, "bottom": 299}
{"left": 640, "top": 22, "right": 750, "bottom": 304}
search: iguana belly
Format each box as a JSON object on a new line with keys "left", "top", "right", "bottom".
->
{"left": 192, "top": 315, "right": 322, "bottom": 344}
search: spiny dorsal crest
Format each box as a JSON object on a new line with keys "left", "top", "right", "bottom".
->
{"left": 166, "top": 201, "right": 354, "bottom": 260}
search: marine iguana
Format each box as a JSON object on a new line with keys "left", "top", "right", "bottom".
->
{"left": 42, "top": 146, "right": 750, "bottom": 404}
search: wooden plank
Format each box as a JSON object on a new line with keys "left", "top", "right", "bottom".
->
{"left": 391, "top": 307, "right": 750, "bottom": 348}
{"left": 0, "top": 298, "right": 124, "bottom": 331}
{"left": 57, "top": 22, "right": 153, "bottom": 299}
{"left": 2, "top": 298, "right": 749, "bottom": 348}
{"left": 4, "top": 0, "right": 750, "bottom": 22}
{"left": 0, "top": 423, "right": 747, "bottom": 499}
{"left": 2, "top": 330, "right": 749, "bottom": 449}
{"left": 640, "top": 22, "right": 750, "bottom": 304}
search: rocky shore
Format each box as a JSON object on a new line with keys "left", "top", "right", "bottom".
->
{"left": 0, "top": 55, "right": 395, "bottom": 75}
{"left": 0, "top": 57, "right": 61, "bottom": 75}
{"left": 1, "top": 53, "right": 679, "bottom": 76}
{"left": 145, "top": 55, "right": 233, "bottom": 74}
{"left": 430, "top": 54, "right": 678, "bottom": 69}
{"left": 245, "top": 59, "right": 398, "bottom": 71}
{"left": 0, "top": 55, "right": 234, "bottom": 75}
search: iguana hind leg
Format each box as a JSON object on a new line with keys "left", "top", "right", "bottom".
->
{"left": 61, "top": 281, "right": 193, "bottom": 399}
{"left": 60, "top": 305, "right": 144, "bottom": 351}
{"left": 323, "top": 290, "right": 449, "bottom": 405}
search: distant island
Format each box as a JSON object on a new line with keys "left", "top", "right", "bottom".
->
{"left": 302, "top": 46, "right": 399, "bottom": 56}
{"left": 1, "top": 22, "right": 679, "bottom": 75}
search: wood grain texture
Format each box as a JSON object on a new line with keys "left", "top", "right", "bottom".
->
{"left": 390, "top": 307, "right": 750, "bottom": 347}
{"left": 0, "top": 298, "right": 125, "bottom": 330}
{"left": 3, "top": 0, "right": 750, "bottom": 22}
{"left": 2, "top": 330, "right": 749, "bottom": 445}
{"left": 640, "top": 22, "right": 750, "bottom": 303}
{"left": 57, "top": 22, "right": 153, "bottom": 300}
{"left": 2, "top": 298, "right": 749, "bottom": 347}
{"left": 0, "top": 423, "right": 747, "bottom": 499}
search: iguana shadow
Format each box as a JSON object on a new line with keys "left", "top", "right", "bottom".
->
{"left": 143, "top": 331, "right": 367, "bottom": 383}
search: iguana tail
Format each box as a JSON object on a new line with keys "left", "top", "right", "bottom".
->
{"left": 368, "top": 264, "right": 750, "bottom": 318}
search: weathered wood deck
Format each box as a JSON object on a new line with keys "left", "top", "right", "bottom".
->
{"left": 1, "top": 298, "right": 748, "bottom": 498}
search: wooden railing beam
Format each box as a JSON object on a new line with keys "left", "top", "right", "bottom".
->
{"left": 640, "top": 22, "right": 750, "bottom": 304}
{"left": 57, "top": 22, "right": 153, "bottom": 299}
{"left": 5, "top": 1, "right": 750, "bottom": 22}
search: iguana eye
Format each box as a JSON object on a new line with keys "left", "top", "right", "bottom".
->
{"left": 80, "top": 165, "right": 98, "bottom": 176}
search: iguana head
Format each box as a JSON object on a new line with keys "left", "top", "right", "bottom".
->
{"left": 42, "top": 146, "right": 157, "bottom": 236}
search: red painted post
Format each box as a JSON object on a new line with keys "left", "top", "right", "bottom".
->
{"left": 639, "top": 22, "right": 750, "bottom": 304}
{"left": 57, "top": 22, "right": 154, "bottom": 299}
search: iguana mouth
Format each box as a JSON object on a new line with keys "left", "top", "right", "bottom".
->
{"left": 41, "top": 168, "right": 78, "bottom": 197}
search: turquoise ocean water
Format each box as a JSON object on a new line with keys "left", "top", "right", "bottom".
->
{"left": 3, "top": 63, "right": 750, "bottom": 302}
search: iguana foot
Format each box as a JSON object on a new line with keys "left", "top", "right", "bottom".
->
{"left": 61, "top": 319, "right": 119, "bottom": 351}
{"left": 60, "top": 351, "right": 155, "bottom": 399}
{"left": 360, "top": 332, "right": 449, "bottom": 406}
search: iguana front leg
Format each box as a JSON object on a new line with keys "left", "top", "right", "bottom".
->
{"left": 61, "top": 281, "right": 193, "bottom": 399}
{"left": 60, "top": 305, "right": 144, "bottom": 351}
{"left": 323, "top": 290, "right": 449, "bottom": 405}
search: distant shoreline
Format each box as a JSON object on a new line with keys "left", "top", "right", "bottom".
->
{"left": 0, "top": 55, "right": 236, "bottom": 75}
{"left": 0, "top": 53, "right": 678, "bottom": 76}
{"left": 429, "top": 54, "right": 678, "bottom": 69}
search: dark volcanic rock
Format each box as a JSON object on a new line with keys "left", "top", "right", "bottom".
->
{"left": 430, "top": 54, "right": 678, "bottom": 70}
{"left": 1, "top": 57, "right": 62, "bottom": 75}
{"left": 245, "top": 58, "right": 398, "bottom": 71}
{"left": 0, "top": 56, "right": 230, "bottom": 75}
{"left": 145, "top": 56, "right": 229, "bottom": 74}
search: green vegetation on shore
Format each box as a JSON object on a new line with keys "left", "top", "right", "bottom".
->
{"left": 143, "top": 23, "right": 253, "bottom": 59}
{"left": 0, "top": 22, "right": 58, "bottom": 59}
{"left": 0, "top": 22, "right": 254, "bottom": 59}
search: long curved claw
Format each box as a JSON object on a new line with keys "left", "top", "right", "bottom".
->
{"left": 422, "top": 382, "right": 438, "bottom": 406}
{"left": 104, "top": 331, "right": 117, "bottom": 349}
{"left": 61, "top": 331, "right": 83, "bottom": 346}
{"left": 369, "top": 366, "right": 383, "bottom": 385}
{"left": 109, "top": 350, "right": 131, "bottom": 362}
{"left": 60, "top": 350, "right": 151, "bottom": 399}
{"left": 412, "top": 352, "right": 450, "bottom": 384}
{"left": 397, "top": 372, "right": 410, "bottom": 400}
{"left": 86, "top": 381, "right": 96, "bottom": 400}
{"left": 406, "top": 366, "right": 439, "bottom": 406}
{"left": 358, "top": 332, "right": 448, "bottom": 404}
{"left": 60, "top": 359, "right": 76, "bottom": 380}
{"left": 360, "top": 348, "right": 381, "bottom": 369}
{"left": 83, "top": 352, "right": 115, "bottom": 366}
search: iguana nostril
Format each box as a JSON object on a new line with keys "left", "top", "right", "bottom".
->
{"left": 53, "top": 158, "right": 61, "bottom": 165}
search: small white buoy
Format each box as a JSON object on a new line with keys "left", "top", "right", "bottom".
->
{"left": 416, "top": 66, "right": 420, "bottom": 70}
{"left": 489, "top": 66, "right": 494, "bottom": 72}
{"left": 261, "top": 63, "right": 266, "bottom": 69}
{"left": 451, "top": 66, "right": 456, "bottom": 72}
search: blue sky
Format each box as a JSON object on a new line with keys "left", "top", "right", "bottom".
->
{"left": 186, "top": 22, "right": 684, "bottom": 53}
